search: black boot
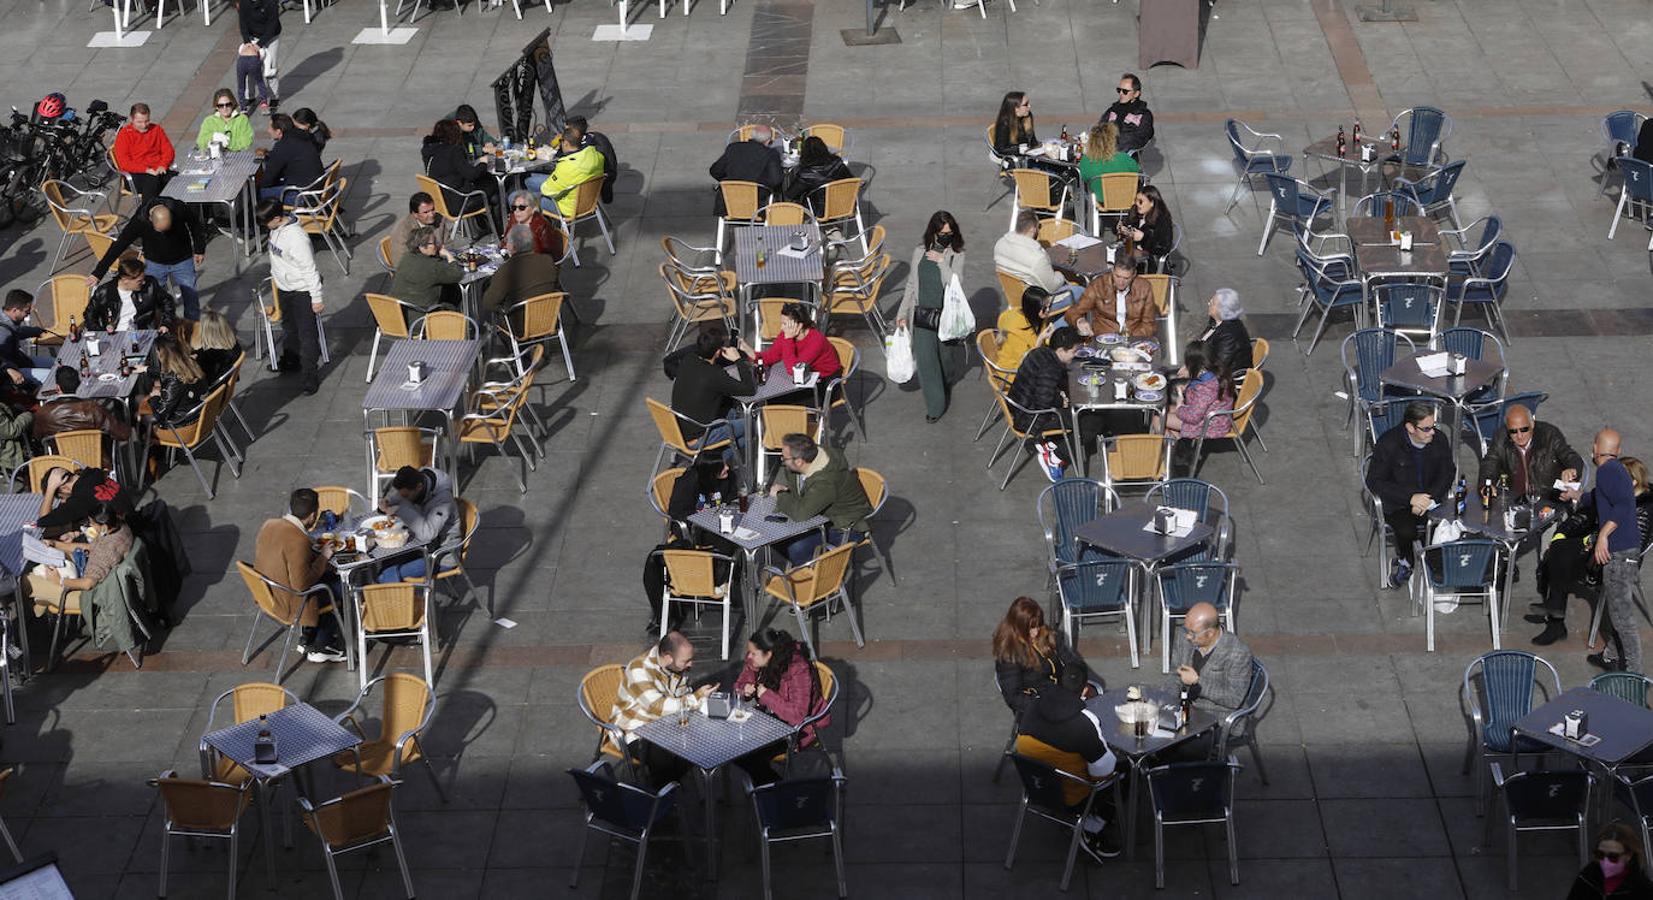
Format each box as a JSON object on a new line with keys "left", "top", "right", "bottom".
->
{"left": 1531, "top": 619, "right": 1567, "bottom": 646}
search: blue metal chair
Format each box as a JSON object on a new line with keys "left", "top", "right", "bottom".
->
{"left": 1352, "top": 189, "right": 1420, "bottom": 218}
{"left": 1154, "top": 562, "right": 1238, "bottom": 674}
{"left": 1145, "top": 478, "right": 1232, "bottom": 560}
{"left": 1461, "top": 650, "right": 1561, "bottom": 816}
{"left": 1144, "top": 759, "right": 1242, "bottom": 888}
{"left": 1003, "top": 753, "right": 1121, "bottom": 892}
{"left": 1488, "top": 764, "right": 1591, "bottom": 891}
{"left": 1449, "top": 240, "right": 1514, "bottom": 341}
{"left": 1340, "top": 328, "right": 1418, "bottom": 456}
{"left": 1257, "top": 172, "right": 1331, "bottom": 257}
{"left": 1608, "top": 157, "right": 1653, "bottom": 245}
{"left": 1600, "top": 110, "right": 1648, "bottom": 196}
{"left": 1444, "top": 215, "right": 1502, "bottom": 277}
{"left": 1358, "top": 451, "right": 1415, "bottom": 589}
{"left": 1292, "top": 247, "right": 1364, "bottom": 355}
{"left": 1373, "top": 278, "right": 1446, "bottom": 346}
{"left": 1614, "top": 773, "right": 1653, "bottom": 862}
{"left": 1388, "top": 106, "right": 1452, "bottom": 170}
{"left": 1463, "top": 391, "right": 1546, "bottom": 458}
{"left": 1589, "top": 671, "right": 1653, "bottom": 707}
{"left": 1037, "top": 477, "right": 1119, "bottom": 584}
{"left": 1395, "top": 160, "right": 1466, "bottom": 230}
{"left": 566, "top": 761, "right": 682, "bottom": 900}
{"left": 1223, "top": 119, "right": 1292, "bottom": 213}
{"left": 1217, "top": 658, "right": 1271, "bottom": 785}
{"left": 1417, "top": 538, "right": 1502, "bottom": 653}
{"left": 747, "top": 770, "right": 848, "bottom": 900}
{"left": 1056, "top": 556, "right": 1139, "bottom": 665}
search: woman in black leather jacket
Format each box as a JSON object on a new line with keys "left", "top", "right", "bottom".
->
{"left": 1199, "top": 288, "right": 1253, "bottom": 373}
{"left": 146, "top": 337, "right": 206, "bottom": 427}
{"left": 1116, "top": 184, "right": 1174, "bottom": 271}
{"left": 993, "top": 597, "right": 1104, "bottom": 753}
{"left": 783, "top": 136, "right": 852, "bottom": 208}
{"left": 86, "top": 256, "right": 175, "bottom": 333}
{"left": 420, "top": 118, "right": 500, "bottom": 232}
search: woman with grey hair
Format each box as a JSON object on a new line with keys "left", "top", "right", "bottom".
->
{"left": 1199, "top": 287, "right": 1252, "bottom": 373}
{"left": 501, "top": 189, "right": 565, "bottom": 258}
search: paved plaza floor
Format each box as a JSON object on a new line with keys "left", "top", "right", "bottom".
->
{"left": 0, "top": 0, "right": 1648, "bottom": 895}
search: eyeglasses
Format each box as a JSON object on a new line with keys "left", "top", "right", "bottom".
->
{"left": 1595, "top": 849, "right": 1625, "bottom": 862}
{"left": 511, "top": 204, "right": 532, "bottom": 211}
{"left": 1507, "top": 426, "right": 1532, "bottom": 435}
{"left": 215, "top": 102, "right": 236, "bottom": 108}
{"left": 1116, "top": 87, "right": 1133, "bottom": 94}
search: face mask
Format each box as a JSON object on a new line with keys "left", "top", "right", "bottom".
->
{"left": 1601, "top": 858, "right": 1628, "bottom": 879}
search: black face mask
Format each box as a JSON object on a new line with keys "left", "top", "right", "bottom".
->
{"left": 931, "top": 234, "right": 953, "bottom": 252}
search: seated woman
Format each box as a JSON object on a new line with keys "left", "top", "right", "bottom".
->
{"left": 757, "top": 303, "right": 840, "bottom": 381}
{"left": 290, "top": 107, "right": 331, "bottom": 154}
{"left": 1077, "top": 122, "right": 1139, "bottom": 206}
{"left": 195, "top": 89, "right": 254, "bottom": 152}
{"left": 992, "top": 596, "right": 1120, "bottom": 859}
{"left": 1198, "top": 288, "right": 1253, "bottom": 374}
{"left": 190, "top": 308, "right": 242, "bottom": 385}
{"left": 731, "top": 628, "right": 831, "bottom": 785}
{"left": 1115, "top": 184, "right": 1175, "bottom": 272}
{"left": 147, "top": 337, "right": 207, "bottom": 428}
{"left": 995, "top": 284, "right": 1056, "bottom": 375}
{"left": 782, "top": 136, "right": 852, "bottom": 209}
{"left": 992, "top": 91, "right": 1038, "bottom": 157}
{"left": 1163, "top": 342, "right": 1234, "bottom": 440}
{"left": 501, "top": 190, "right": 564, "bottom": 258}
{"left": 420, "top": 118, "right": 500, "bottom": 234}
{"left": 24, "top": 501, "right": 134, "bottom": 619}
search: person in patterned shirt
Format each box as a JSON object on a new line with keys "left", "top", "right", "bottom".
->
{"left": 611, "top": 632, "right": 719, "bottom": 787}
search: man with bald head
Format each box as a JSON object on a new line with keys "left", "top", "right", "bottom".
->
{"left": 1563, "top": 429, "right": 1644, "bottom": 672}
{"left": 1166, "top": 602, "right": 1254, "bottom": 712}
{"left": 709, "top": 124, "right": 783, "bottom": 216}
{"left": 1478, "top": 403, "right": 1581, "bottom": 503}
{"left": 91, "top": 196, "right": 207, "bottom": 321}
{"left": 611, "top": 631, "right": 719, "bottom": 787}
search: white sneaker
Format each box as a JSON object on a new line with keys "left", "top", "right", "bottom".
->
{"left": 1036, "top": 441, "right": 1066, "bottom": 483}
{"left": 307, "top": 647, "right": 347, "bottom": 664}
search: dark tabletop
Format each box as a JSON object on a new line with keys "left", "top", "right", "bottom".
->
{"left": 1047, "top": 241, "right": 1116, "bottom": 281}
{"left": 1428, "top": 493, "right": 1564, "bottom": 544}
{"left": 1075, "top": 502, "right": 1213, "bottom": 565}
{"left": 687, "top": 493, "right": 826, "bottom": 552}
{"left": 1305, "top": 134, "right": 1405, "bottom": 162}
{"left": 1346, "top": 216, "right": 1436, "bottom": 246}
{"left": 1087, "top": 685, "right": 1220, "bottom": 761}
{"left": 1514, "top": 687, "right": 1653, "bottom": 767}
{"left": 1380, "top": 352, "right": 1503, "bottom": 401}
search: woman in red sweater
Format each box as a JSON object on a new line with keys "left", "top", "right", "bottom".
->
{"left": 732, "top": 628, "right": 831, "bottom": 784}
{"left": 111, "top": 103, "right": 175, "bottom": 200}
{"left": 757, "top": 303, "right": 840, "bottom": 381}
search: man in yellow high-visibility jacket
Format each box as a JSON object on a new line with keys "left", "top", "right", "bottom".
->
{"left": 526, "top": 127, "right": 604, "bottom": 219}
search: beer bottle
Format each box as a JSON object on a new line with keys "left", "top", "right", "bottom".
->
{"left": 1336, "top": 126, "right": 1347, "bottom": 159}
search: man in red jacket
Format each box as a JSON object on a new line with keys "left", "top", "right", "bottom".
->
{"left": 111, "top": 103, "right": 175, "bottom": 200}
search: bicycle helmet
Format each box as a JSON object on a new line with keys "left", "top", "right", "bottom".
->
{"left": 34, "top": 93, "right": 65, "bottom": 120}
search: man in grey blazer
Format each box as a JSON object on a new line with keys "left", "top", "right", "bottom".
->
{"left": 1168, "top": 602, "right": 1254, "bottom": 712}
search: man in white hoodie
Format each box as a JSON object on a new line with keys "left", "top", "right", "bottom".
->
{"left": 257, "top": 198, "right": 324, "bottom": 394}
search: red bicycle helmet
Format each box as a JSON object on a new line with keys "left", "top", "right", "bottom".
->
{"left": 34, "top": 93, "right": 65, "bottom": 119}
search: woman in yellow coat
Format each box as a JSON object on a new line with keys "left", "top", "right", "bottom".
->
{"left": 995, "top": 284, "right": 1057, "bottom": 377}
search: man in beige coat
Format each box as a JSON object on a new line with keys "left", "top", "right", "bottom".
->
{"left": 253, "top": 487, "right": 345, "bottom": 662}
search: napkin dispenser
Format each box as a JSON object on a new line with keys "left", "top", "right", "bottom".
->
{"left": 1151, "top": 507, "right": 1196, "bottom": 536}
{"left": 704, "top": 692, "right": 732, "bottom": 719}
{"left": 1398, "top": 231, "right": 1414, "bottom": 251}
{"left": 1563, "top": 709, "right": 1588, "bottom": 741}
{"left": 1448, "top": 352, "right": 1467, "bottom": 376}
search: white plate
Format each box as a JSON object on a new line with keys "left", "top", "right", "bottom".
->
{"left": 1133, "top": 373, "right": 1167, "bottom": 391}
{"left": 97, "top": 372, "right": 121, "bottom": 382}
{"left": 1098, "top": 332, "right": 1124, "bottom": 345}
{"left": 1109, "top": 347, "right": 1149, "bottom": 363}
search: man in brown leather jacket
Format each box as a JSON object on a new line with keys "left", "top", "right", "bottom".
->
{"left": 32, "top": 367, "right": 133, "bottom": 442}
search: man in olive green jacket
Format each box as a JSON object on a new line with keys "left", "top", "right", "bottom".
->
{"left": 770, "top": 432, "right": 872, "bottom": 565}
{"left": 390, "top": 224, "right": 464, "bottom": 315}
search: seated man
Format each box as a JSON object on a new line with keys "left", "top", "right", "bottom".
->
{"left": 670, "top": 326, "right": 756, "bottom": 474}
{"left": 257, "top": 113, "right": 324, "bottom": 203}
{"left": 611, "top": 631, "right": 717, "bottom": 788}
{"left": 481, "top": 224, "right": 561, "bottom": 319}
{"left": 36, "top": 466, "right": 135, "bottom": 539}
{"left": 1006, "top": 328, "right": 1085, "bottom": 481}
{"left": 1366, "top": 400, "right": 1454, "bottom": 588}
{"left": 254, "top": 488, "right": 346, "bottom": 663}
{"left": 566, "top": 115, "right": 618, "bottom": 204}
{"left": 1098, "top": 73, "right": 1155, "bottom": 154}
{"left": 709, "top": 124, "right": 783, "bottom": 215}
{"left": 452, "top": 104, "right": 497, "bottom": 160}
{"left": 390, "top": 225, "right": 464, "bottom": 315}
{"left": 0, "top": 289, "right": 51, "bottom": 387}
{"left": 771, "top": 433, "right": 873, "bottom": 565}
{"left": 1166, "top": 602, "right": 1254, "bottom": 713}
{"left": 85, "top": 256, "right": 175, "bottom": 333}
{"left": 110, "top": 102, "right": 174, "bottom": 200}
{"left": 91, "top": 197, "right": 208, "bottom": 322}
{"left": 387, "top": 192, "right": 442, "bottom": 268}
{"left": 993, "top": 211, "right": 1084, "bottom": 311}
{"left": 1478, "top": 404, "right": 1582, "bottom": 502}
{"left": 1065, "top": 258, "right": 1156, "bottom": 339}
{"left": 374, "top": 465, "right": 457, "bottom": 583}
{"left": 525, "top": 128, "right": 604, "bottom": 220}
{"left": 34, "top": 367, "right": 133, "bottom": 442}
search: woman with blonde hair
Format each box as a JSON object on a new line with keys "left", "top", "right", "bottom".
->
{"left": 189, "top": 308, "right": 242, "bottom": 384}
{"left": 1078, "top": 122, "right": 1139, "bottom": 207}
{"left": 147, "top": 336, "right": 207, "bottom": 427}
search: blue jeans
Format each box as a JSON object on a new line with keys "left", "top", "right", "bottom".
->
{"left": 1047, "top": 283, "right": 1085, "bottom": 313}
{"left": 144, "top": 257, "right": 199, "bottom": 320}
{"left": 692, "top": 408, "right": 746, "bottom": 468}
{"left": 782, "top": 527, "right": 861, "bottom": 566}
{"left": 257, "top": 185, "right": 301, "bottom": 206}
{"left": 375, "top": 557, "right": 455, "bottom": 583}
{"left": 523, "top": 174, "right": 554, "bottom": 214}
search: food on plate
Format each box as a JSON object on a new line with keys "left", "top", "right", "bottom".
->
{"left": 1109, "top": 347, "right": 1149, "bottom": 363}
{"left": 1134, "top": 373, "right": 1167, "bottom": 391}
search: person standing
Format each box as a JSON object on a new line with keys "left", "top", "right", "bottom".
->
{"left": 90, "top": 197, "right": 207, "bottom": 322}
{"left": 1563, "top": 429, "right": 1645, "bottom": 673}
{"left": 895, "top": 211, "right": 966, "bottom": 422}
{"left": 110, "top": 103, "right": 174, "bottom": 200}
{"left": 258, "top": 199, "right": 325, "bottom": 394}
{"left": 237, "top": 0, "right": 282, "bottom": 112}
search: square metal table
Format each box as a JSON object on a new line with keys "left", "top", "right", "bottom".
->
{"left": 0, "top": 494, "right": 41, "bottom": 690}
{"left": 1304, "top": 135, "right": 1405, "bottom": 215}
{"left": 1427, "top": 496, "right": 1562, "bottom": 648}
{"left": 732, "top": 225, "right": 824, "bottom": 335}
{"left": 1075, "top": 502, "right": 1213, "bottom": 566}
{"left": 1047, "top": 240, "right": 1117, "bottom": 282}
{"left": 41, "top": 331, "right": 156, "bottom": 399}
{"left": 1347, "top": 216, "right": 1448, "bottom": 279}
{"left": 362, "top": 338, "right": 482, "bottom": 483}
{"left": 1514, "top": 687, "right": 1653, "bottom": 767}
{"left": 201, "top": 702, "right": 362, "bottom": 878}
{"left": 163, "top": 151, "right": 263, "bottom": 271}
{"left": 687, "top": 493, "right": 827, "bottom": 628}
{"left": 635, "top": 705, "right": 797, "bottom": 879}
{"left": 1087, "top": 684, "right": 1221, "bottom": 860}
{"left": 731, "top": 363, "right": 820, "bottom": 484}
{"left": 1381, "top": 350, "right": 1504, "bottom": 480}
{"left": 1066, "top": 357, "right": 1169, "bottom": 476}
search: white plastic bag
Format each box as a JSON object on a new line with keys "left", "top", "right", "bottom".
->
{"left": 938, "top": 274, "right": 976, "bottom": 342}
{"left": 884, "top": 325, "right": 916, "bottom": 384}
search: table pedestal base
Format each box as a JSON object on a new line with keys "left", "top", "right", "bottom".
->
{"left": 594, "top": 22, "right": 652, "bottom": 40}
{"left": 352, "top": 25, "right": 418, "bottom": 43}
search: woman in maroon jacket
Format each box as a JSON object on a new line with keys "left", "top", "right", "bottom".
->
{"left": 732, "top": 628, "right": 830, "bottom": 785}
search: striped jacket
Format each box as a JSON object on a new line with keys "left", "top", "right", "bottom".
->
{"left": 611, "top": 646, "right": 699, "bottom": 742}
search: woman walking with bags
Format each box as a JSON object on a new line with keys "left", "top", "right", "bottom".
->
{"left": 895, "top": 210, "right": 966, "bottom": 423}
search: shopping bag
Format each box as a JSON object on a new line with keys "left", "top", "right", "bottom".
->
{"left": 938, "top": 274, "right": 976, "bottom": 342}
{"left": 884, "top": 325, "right": 916, "bottom": 384}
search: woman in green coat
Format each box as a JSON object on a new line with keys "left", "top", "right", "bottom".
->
{"left": 894, "top": 211, "right": 966, "bottom": 422}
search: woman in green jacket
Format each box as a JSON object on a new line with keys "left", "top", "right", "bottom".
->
{"left": 196, "top": 89, "right": 254, "bottom": 152}
{"left": 1078, "top": 122, "right": 1139, "bottom": 207}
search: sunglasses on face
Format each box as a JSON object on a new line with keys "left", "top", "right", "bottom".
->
{"left": 1117, "top": 87, "right": 1133, "bottom": 94}
{"left": 1507, "top": 426, "right": 1532, "bottom": 435}
{"left": 1595, "top": 849, "right": 1625, "bottom": 862}
{"left": 216, "top": 102, "right": 236, "bottom": 108}
{"left": 512, "top": 204, "right": 532, "bottom": 211}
